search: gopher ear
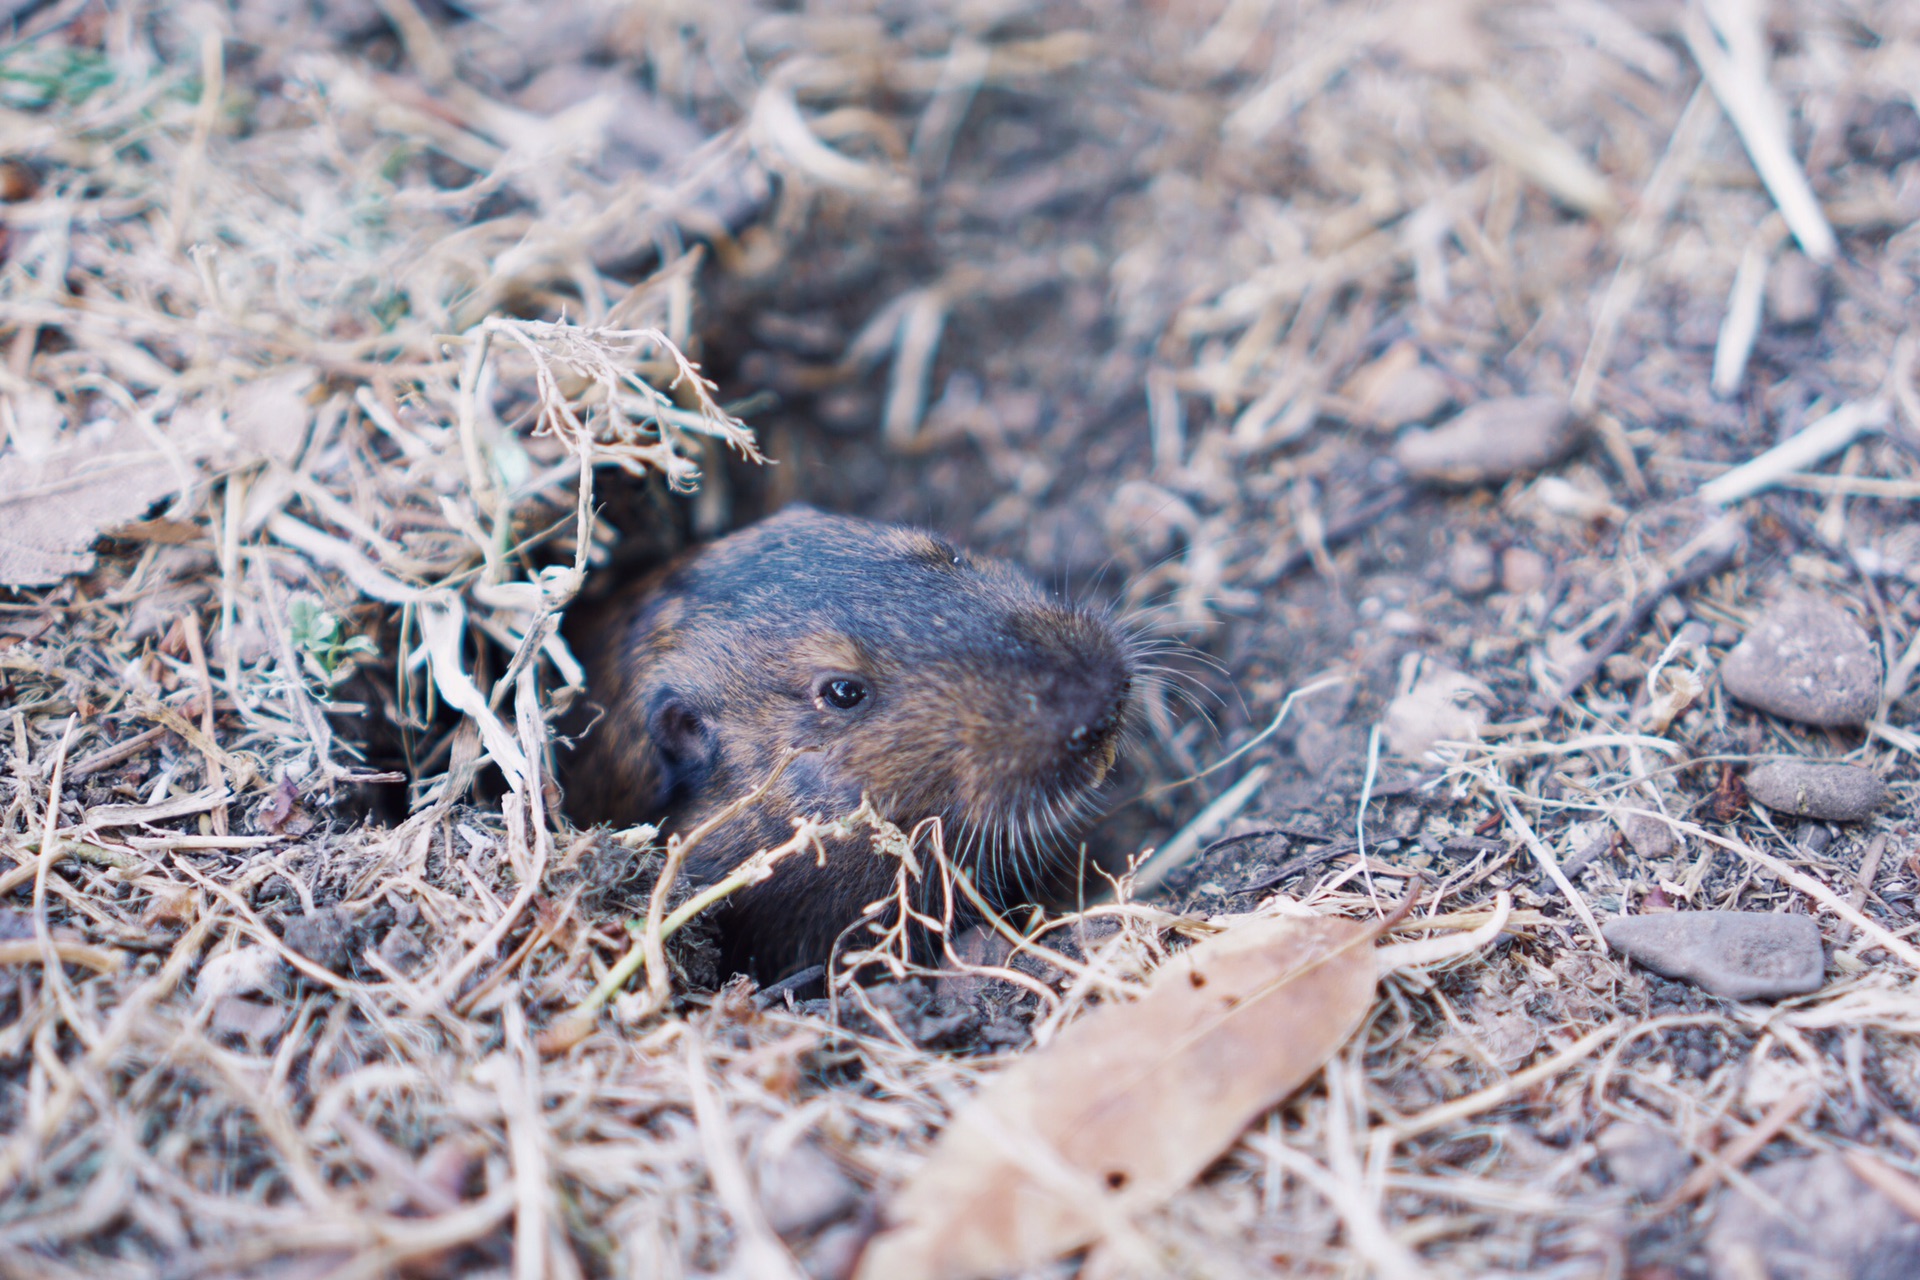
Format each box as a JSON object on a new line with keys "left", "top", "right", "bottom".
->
{"left": 646, "top": 694, "right": 714, "bottom": 806}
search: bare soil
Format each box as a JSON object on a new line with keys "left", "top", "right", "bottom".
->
{"left": 2, "top": 1, "right": 1919, "bottom": 1277}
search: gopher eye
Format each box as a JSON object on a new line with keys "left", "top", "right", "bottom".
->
{"left": 814, "top": 674, "right": 869, "bottom": 711}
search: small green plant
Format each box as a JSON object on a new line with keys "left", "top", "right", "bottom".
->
{"left": 0, "top": 45, "right": 115, "bottom": 112}
{"left": 287, "top": 596, "right": 377, "bottom": 684}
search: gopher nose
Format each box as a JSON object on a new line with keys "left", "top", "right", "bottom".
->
{"left": 1060, "top": 673, "right": 1130, "bottom": 758}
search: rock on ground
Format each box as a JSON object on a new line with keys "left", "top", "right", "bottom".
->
{"left": 1381, "top": 663, "right": 1492, "bottom": 759}
{"left": 1767, "top": 252, "right": 1827, "bottom": 328}
{"left": 1339, "top": 342, "right": 1454, "bottom": 432}
{"left": 1745, "top": 760, "right": 1887, "bottom": 822}
{"left": 1392, "top": 395, "right": 1576, "bottom": 486}
{"left": 1601, "top": 911, "right": 1825, "bottom": 1001}
{"left": 1613, "top": 810, "right": 1681, "bottom": 859}
{"left": 754, "top": 1139, "right": 860, "bottom": 1239}
{"left": 1446, "top": 537, "right": 1497, "bottom": 595}
{"left": 1720, "top": 595, "right": 1881, "bottom": 727}
{"left": 1595, "top": 1122, "right": 1690, "bottom": 1200}
{"left": 1706, "top": 1152, "right": 1920, "bottom": 1280}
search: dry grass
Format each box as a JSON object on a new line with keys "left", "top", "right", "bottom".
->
{"left": 2, "top": 0, "right": 1919, "bottom": 1277}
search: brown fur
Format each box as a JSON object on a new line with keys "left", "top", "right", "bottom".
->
{"left": 562, "top": 505, "right": 1134, "bottom": 981}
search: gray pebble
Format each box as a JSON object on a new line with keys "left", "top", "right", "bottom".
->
{"left": 1500, "top": 545, "right": 1551, "bottom": 595}
{"left": 1720, "top": 595, "right": 1881, "bottom": 727}
{"left": 1446, "top": 538, "right": 1497, "bottom": 596}
{"left": 1341, "top": 343, "right": 1455, "bottom": 431}
{"left": 282, "top": 907, "right": 355, "bottom": 972}
{"left": 1602, "top": 910, "right": 1825, "bottom": 1001}
{"left": 1595, "top": 1122, "right": 1691, "bottom": 1199}
{"left": 1766, "top": 252, "right": 1826, "bottom": 328}
{"left": 0, "top": 909, "right": 31, "bottom": 942}
{"left": 208, "top": 995, "right": 289, "bottom": 1046}
{"left": 1706, "top": 1152, "right": 1920, "bottom": 1280}
{"left": 755, "top": 1139, "right": 860, "bottom": 1238}
{"left": 1746, "top": 759, "right": 1887, "bottom": 822}
{"left": 803, "top": 1221, "right": 872, "bottom": 1280}
{"left": 1393, "top": 395, "right": 1577, "bottom": 486}
{"left": 1617, "top": 811, "right": 1681, "bottom": 859}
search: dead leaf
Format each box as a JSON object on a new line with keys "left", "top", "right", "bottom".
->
{"left": 83, "top": 784, "right": 232, "bottom": 830}
{"left": 0, "top": 418, "right": 181, "bottom": 587}
{"left": 106, "top": 517, "right": 205, "bottom": 545}
{"left": 855, "top": 913, "right": 1385, "bottom": 1280}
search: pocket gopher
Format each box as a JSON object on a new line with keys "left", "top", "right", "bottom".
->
{"left": 562, "top": 505, "right": 1136, "bottom": 980}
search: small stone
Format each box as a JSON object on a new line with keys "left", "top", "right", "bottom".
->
{"left": 1603, "top": 911, "right": 1825, "bottom": 1001}
{"left": 1705, "top": 1152, "right": 1920, "bottom": 1280}
{"left": 1381, "top": 663, "right": 1492, "bottom": 759}
{"left": 1561, "top": 822, "right": 1615, "bottom": 876}
{"left": 1720, "top": 595, "right": 1881, "bottom": 727}
{"left": 1596, "top": 1122, "right": 1691, "bottom": 1199}
{"left": 1603, "top": 653, "right": 1648, "bottom": 684}
{"left": 1393, "top": 395, "right": 1578, "bottom": 486}
{"left": 1614, "top": 811, "right": 1680, "bottom": 859}
{"left": 1499, "top": 545, "right": 1551, "bottom": 595}
{"left": 1446, "top": 538, "right": 1497, "bottom": 595}
{"left": 1766, "top": 252, "right": 1826, "bottom": 328}
{"left": 755, "top": 1140, "right": 860, "bottom": 1238}
{"left": 283, "top": 907, "right": 355, "bottom": 972}
{"left": 1525, "top": 474, "right": 1624, "bottom": 524}
{"left": 1797, "top": 821, "right": 1832, "bottom": 855}
{"left": 378, "top": 925, "right": 428, "bottom": 976}
{"left": 1293, "top": 719, "right": 1353, "bottom": 775}
{"left": 1340, "top": 342, "right": 1454, "bottom": 432}
{"left": 1745, "top": 760, "right": 1887, "bottom": 822}
{"left": 803, "top": 1221, "right": 872, "bottom": 1280}
{"left": 209, "top": 995, "right": 288, "bottom": 1046}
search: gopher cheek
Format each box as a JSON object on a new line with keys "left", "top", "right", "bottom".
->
{"left": 766, "top": 749, "right": 859, "bottom": 819}
{"left": 1087, "top": 738, "right": 1118, "bottom": 787}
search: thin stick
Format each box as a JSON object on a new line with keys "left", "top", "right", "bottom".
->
{"left": 1684, "top": 0, "right": 1835, "bottom": 261}
{"left": 64, "top": 726, "right": 168, "bottom": 780}
{"left": 539, "top": 755, "right": 807, "bottom": 1051}
{"left": 180, "top": 611, "right": 229, "bottom": 836}
{"left": 1698, "top": 823, "right": 1920, "bottom": 972}
{"left": 1711, "top": 235, "right": 1770, "bottom": 398}
{"left": 1391, "top": 1022, "right": 1624, "bottom": 1138}
{"left": 1497, "top": 792, "right": 1603, "bottom": 948}
{"left": 165, "top": 21, "right": 225, "bottom": 254}
{"left": 1654, "top": 1083, "right": 1814, "bottom": 1213}
{"left": 1844, "top": 1150, "right": 1920, "bottom": 1223}
{"left": 1539, "top": 513, "right": 1743, "bottom": 707}
{"left": 1695, "top": 398, "right": 1889, "bottom": 507}
{"left": 0, "top": 939, "right": 122, "bottom": 972}
{"left": 684, "top": 1029, "right": 810, "bottom": 1280}
{"left": 1132, "top": 764, "right": 1270, "bottom": 893}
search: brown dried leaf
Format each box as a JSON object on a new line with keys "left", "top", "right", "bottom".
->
{"left": 0, "top": 418, "right": 181, "bottom": 587}
{"left": 856, "top": 913, "right": 1384, "bottom": 1280}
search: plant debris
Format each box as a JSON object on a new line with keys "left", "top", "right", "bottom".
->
{"left": 1, "top": 0, "right": 1918, "bottom": 1277}
{"left": 859, "top": 910, "right": 1395, "bottom": 1280}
